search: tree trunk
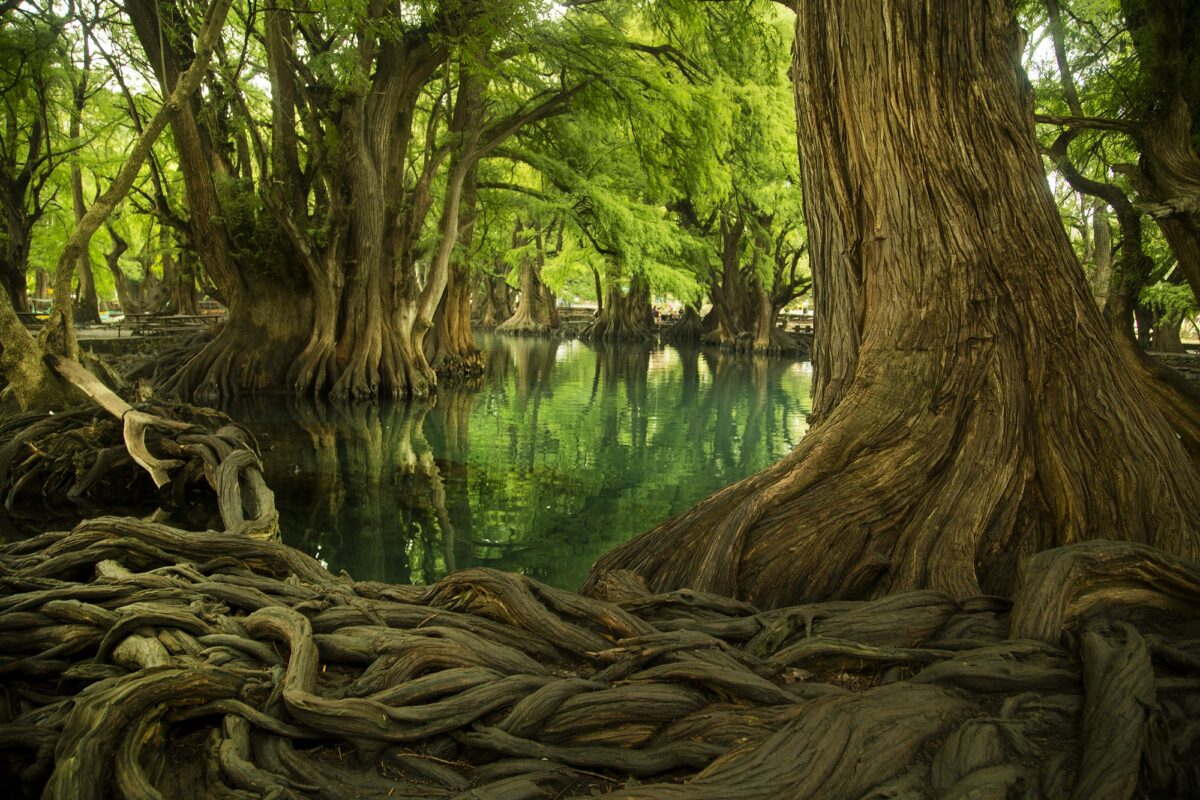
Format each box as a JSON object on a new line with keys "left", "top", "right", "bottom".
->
{"left": 591, "top": 263, "right": 604, "bottom": 315}
{"left": 583, "top": 0, "right": 1200, "bottom": 608}
{"left": 68, "top": 37, "right": 100, "bottom": 327}
{"left": 0, "top": 215, "right": 31, "bottom": 312}
{"left": 1118, "top": 0, "right": 1200, "bottom": 306}
{"left": 70, "top": 168, "right": 101, "bottom": 325}
{"left": 581, "top": 272, "right": 655, "bottom": 342}
{"left": 663, "top": 305, "right": 705, "bottom": 343}
{"left": 475, "top": 272, "right": 511, "bottom": 329}
{"left": 1151, "top": 317, "right": 1185, "bottom": 353}
{"left": 427, "top": 88, "right": 483, "bottom": 377}
{"left": 497, "top": 223, "right": 559, "bottom": 335}
{"left": 165, "top": 276, "right": 311, "bottom": 403}
{"left": 166, "top": 239, "right": 199, "bottom": 315}
{"left": 103, "top": 225, "right": 133, "bottom": 316}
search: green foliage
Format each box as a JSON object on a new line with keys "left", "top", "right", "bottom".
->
{"left": 4, "top": 0, "right": 803, "bottom": 322}
{"left": 1141, "top": 281, "right": 1199, "bottom": 325}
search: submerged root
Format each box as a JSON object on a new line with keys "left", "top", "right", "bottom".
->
{"left": 1, "top": 521, "right": 1197, "bottom": 798}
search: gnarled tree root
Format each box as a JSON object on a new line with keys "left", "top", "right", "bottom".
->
{"left": 0, "top": 393, "right": 277, "bottom": 539}
{"left": 1, "top": 524, "right": 1198, "bottom": 798}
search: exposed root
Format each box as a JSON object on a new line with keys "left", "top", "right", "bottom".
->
{"left": 0, "top": 402, "right": 276, "bottom": 539}
{"left": 1, "top": 524, "right": 1197, "bottom": 798}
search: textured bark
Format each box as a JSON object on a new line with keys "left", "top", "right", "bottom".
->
{"left": 0, "top": 286, "right": 75, "bottom": 410}
{"left": 583, "top": 0, "right": 1200, "bottom": 609}
{"left": 0, "top": 194, "right": 31, "bottom": 313}
{"left": 1090, "top": 200, "right": 1114, "bottom": 309}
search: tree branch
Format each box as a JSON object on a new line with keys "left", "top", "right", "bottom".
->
{"left": 1035, "top": 113, "right": 1139, "bottom": 136}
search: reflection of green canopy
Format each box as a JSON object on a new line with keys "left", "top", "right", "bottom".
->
{"left": 237, "top": 335, "right": 810, "bottom": 589}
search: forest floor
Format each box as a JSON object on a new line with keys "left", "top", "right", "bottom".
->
{"left": 0, "top": 353, "right": 1198, "bottom": 798}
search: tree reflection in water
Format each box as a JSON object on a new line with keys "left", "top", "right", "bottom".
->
{"left": 232, "top": 334, "right": 811, "bottom": 589}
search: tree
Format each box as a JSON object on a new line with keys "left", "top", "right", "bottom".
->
{"left": 584, "top": 0, "right": 1200, "bottom": 608}
{"left": 1034, "top": 0, "right": 1200, "bottom": 309}
{"left": 0, "top": 2, "right": 72, "bottom": 313}
{"left": 1031, "top": 0, "right": 1200, "bottom": 455}
{"left": 0, "top": 0, "right": 233, "bottom": 411}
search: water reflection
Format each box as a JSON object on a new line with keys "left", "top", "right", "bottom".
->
{"left": 232, "top": 334, "right": 811, "bottom": 590}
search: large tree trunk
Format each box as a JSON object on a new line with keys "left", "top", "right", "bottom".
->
{"left": 583, "top": 0, "right": 1200, "bottom": 608}
{"left": 164, "top": 276, "right": 312, "bottom": 403}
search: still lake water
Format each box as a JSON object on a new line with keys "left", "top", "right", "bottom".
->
{"left": 232, "top": 334, "right": 812, "bottom": 590}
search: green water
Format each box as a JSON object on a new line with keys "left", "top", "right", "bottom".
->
{"left": 234, "top": 334, "right": 811, "bottom": 590}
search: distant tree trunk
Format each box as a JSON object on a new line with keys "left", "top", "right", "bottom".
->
{"left": 1152, "top": 317, "right": 1185, "bottom": 353}
{"left": 704, "top": 212, "right": 752, "bottom": 348}
{"left": 537, "top": 227, "right": 560, "bottom": 329}
{"left": 581, "top": 271, "right": 655, "bottom": 341}
{"left": 584, "top": 0, "right": 1200, "bottom": 608}
{"left": 104, "top": 225, "right": 133, "bottom": 315}
{"left": 498, "top": 223, "right": 559, "bottom": 335}
{"left": 703, "top": 211, "right": 797, "bottom": 353}
{"left": 475, "top": 272, "right": 512, "bottom": 329}
{"left": 70, "top": 170, "right": 101, "bottom": 325}
{"left": 165, "top": 234, "right": 199, "bottom": 315}
{"left": 427, "top": 70, "right": 485, "bottom": 376}
{"left": 68, "top": 35, "right": 100, "bottom": 326}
